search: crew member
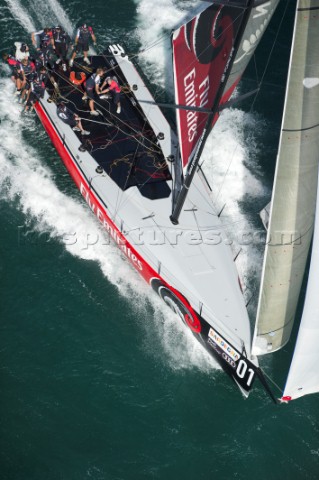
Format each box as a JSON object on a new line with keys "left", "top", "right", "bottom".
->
{"left": 23, "top": 74, "right": 45, "bottom": 113}
{"left": 14, "top": 42, "right": 30, "bottom": 62}
{"left": 31, "top": 28, "right": 53, "bottom": 53}
{"left": 34, "top": 51, "right": 46, "bottom": 71}
{"left": 100, "top": 76, "right": 121, "bottom": 114}
{"left": 52, "top": 26, "right": 71, "bottom": 71}
{"left": 37, "top": 65, "right": 49, "bottom": 86}
{"left": 19, "top": 57, "right": 36, "bottom": 102}
{"left": 2, "top": 53, "right": 23, "bottom": 94}
{"left": 83, "top": 67, "right": 106, "bottom": 116}
{"left": 69, "top": 23, "right": 96, "bottom": 67}
{"left": 57, "top": 102, "right": 90, "bottom": 135}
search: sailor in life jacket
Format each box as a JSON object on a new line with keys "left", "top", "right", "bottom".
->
{"left": 52, "top": 26, "right": 71, "bottom": 71}
{"left": 56, "top": 102, "right": 90, "bottom": 136}
{"left": 34, "top": 51, "right": 46, "bottom": 71}
{"left": 37, "top": 65, "right": 50, "bottom": 87}
{"left": 100, "top": 76, "right": 122, "bottom": 114}
{"left": 69, "top": 24, "right": 96, "bottom": 67}
{"left": 2, "top": 52, "right": 23, "bottom": 94}
{"left": 14, "top": 42, "right": 30, "bottom": 62}
{"left": 31, "top": 28, "right": 53, "bottom": 55}
{"left": 23, "top": 74, "right": 46, "bottom": 113}
{"left": 19, "top": 57, "right": 36, "bottom": 102}
{"left": 83, "top": 67, "right": 106, "bottom": 116}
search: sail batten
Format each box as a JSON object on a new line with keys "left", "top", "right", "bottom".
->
{"left": 252, "top": 0, "right": 319, "bottom": 357}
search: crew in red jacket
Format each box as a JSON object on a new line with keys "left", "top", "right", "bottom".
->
{"left": 2, "top": 53, "right": 23, "bottom": 94}
{"left": 100, "top": 77, "right": 121, "bottom": 114}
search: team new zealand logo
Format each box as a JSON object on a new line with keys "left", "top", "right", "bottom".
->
{"left": 184, "top": 5, "right": 236, "bottom": 64}
{"left": 150, "top": 278, "right": 202, "bottom": 333}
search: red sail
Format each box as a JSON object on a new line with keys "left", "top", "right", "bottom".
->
{"left": 172, "top": 4, "right": 244, "bottom": 169}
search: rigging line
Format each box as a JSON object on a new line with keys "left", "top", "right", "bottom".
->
{"left": 192, "top": 207, "right": 204, "bottom": 241}
{"left": 122, "top": 119, "right": 149, "bottom": 195}
{"left": 203, "top": 17, "right": 277, "bottom": 206}
{"left": 211, "top": 138, "right": 242, "bottom": 210}
{"left": 190, "top": 179, "right": 220, "bottom": 218}
{"left": 54, "top": 86, "right": 167, "bottom": 219}
{"left": 45, "top": 70, "right": 172, "bottom": 222}
{"left": 47, "top": 66, "right": 161, "bottom": 152}
{"left": 214, "top": 2, "right": 291, "bottom": 206}
{"left": 111, "top": 141, "right": 172, "bottom": 219}
{"left": 66, "top": 60, "right": 171, "bottom": 156}
{"left": 96, "top": 30, "right": 172, "bottom": 65}
{"left": 127, "top": 31, "right": 173, "bottom": 62}
{"left": 86, "top": 89, "right": 168, "bottom": 218}
{"left": 113, "top": 154, "right": 136, "bottom": 220}
{"left": 253, "top": 54, "right": 259, "bottom": 88}
{"left": 114, "top": 154, "right": 171, "bottom": 217}
{"left": 261, "top": 368, "right": 283, "bottom": 395}
{"left": 170, "top": 13, "right": 254, "bottom": 167}
{"left": 92, "top": 41, "right": 168, "bottom": 108}
{"left": 90, "top": 127, "right": 120, "bottom": 154}
{"left": 106, "top": 69, "right": 175, "bottom": 217}
{"left": 77, "top": 116, "right": 112, "bottom": 126}
{"left": 249, "top": 0, "right": 290, "bottom": 112}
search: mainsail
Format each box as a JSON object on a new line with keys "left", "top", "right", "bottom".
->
{"left": 281, "top": 0, "right": 319, "bottom": 401}
{"left": 252, "top": 0, "right": 319, "bottom": 356}
{"left": 170, "top": 0, "right": 280, "bottom": 224}
{"left": 172, "top": 0, "right": 280, "bottom": 170}
{"left": 172, "top": 2, "right": 244, "bottom": 170}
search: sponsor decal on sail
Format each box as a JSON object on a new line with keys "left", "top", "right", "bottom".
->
{"left": 234, "top": 0, "right": 278, "bottom": 64}
{"left": 172, "top": 4, "right": 243, "bottom": 169}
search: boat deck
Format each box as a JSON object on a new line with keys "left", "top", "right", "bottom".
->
{"left": 46, "top": 54, "right": 172, "bottom": 200}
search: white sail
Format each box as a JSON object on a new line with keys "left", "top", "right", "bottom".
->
{"left": 252, "top": 0, "right": 319, "bottom": 355}
{"left": 282, "top": 165, "right": 319, "bottom": 401}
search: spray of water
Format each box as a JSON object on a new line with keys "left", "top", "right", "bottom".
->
{"left": 46, "top": 0, "right": 74, "bottom": 35}
{"left": 4, "top": 0, "right": 36, "bottom": 33}
{"left": 134, "top": 0, "right": 204, "bottom": 88}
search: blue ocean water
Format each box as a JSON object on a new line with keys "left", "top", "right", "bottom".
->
{"left": 0, "top": 1, "right": 318, "bottom": 479}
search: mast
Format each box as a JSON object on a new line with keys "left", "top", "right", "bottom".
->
{"left": 170, "top": 0, "right": 280, "bottom": 224}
